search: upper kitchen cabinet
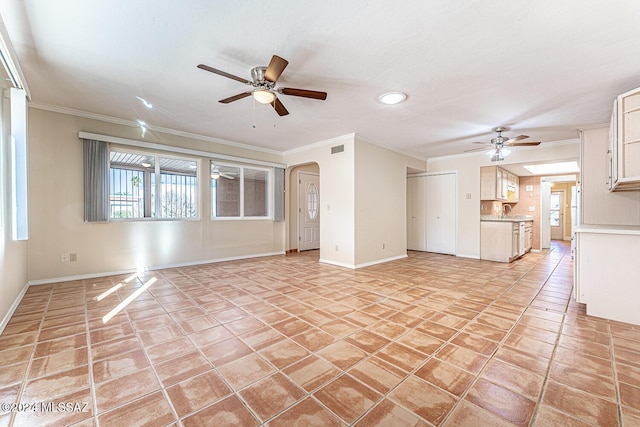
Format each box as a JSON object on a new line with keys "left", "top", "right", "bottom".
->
{"left": 480, "top": 166, "right": 518, "bottom": 202}
{"left": 610, "top": 86, "right": 640, "bottom": 191}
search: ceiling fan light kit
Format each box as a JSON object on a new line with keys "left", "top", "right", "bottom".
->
{"left": 197, "top": 55, "right": 327, "bottom": 116}
{"left": 252, "top": 89, "right": 276, "bottom": 104}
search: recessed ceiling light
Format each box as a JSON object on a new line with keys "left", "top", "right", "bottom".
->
{"left": 523, "top": 161, "right": 580, "bottom": 175}
{"left": 378, "top": 92, "right": 407, "bottom": 105}
{"left": 136, "top": 96, "right": 153, "bottom": 109}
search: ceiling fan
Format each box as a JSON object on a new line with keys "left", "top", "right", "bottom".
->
{"left": 465, "top": 127, "right": 541, "bottom": 161}
{"left": 211, "top": 165, "right": 235, "bottom": 180}
{"left": 197, "top": 55, "right": 327, "bottom": 116}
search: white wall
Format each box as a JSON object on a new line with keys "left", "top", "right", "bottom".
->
{"left": 427, "top": 141, "right": 580, "bottom": 258}
{"left": 285, "top": 134, "right": 425, "bottom": 268}
{"left": 354, "top": 138, "right": 408, "bottom": 266}
{"left": 0, "top": 89, "right": 29, "bottom": 332}
{"left": 27, "top": 108, "right": 286, "bottom": 283}
{"left": 581, "top": 127, "right": 640, "bottom": 225}
{"left": 285, "top": 135, "right": 357, "bottom": 267}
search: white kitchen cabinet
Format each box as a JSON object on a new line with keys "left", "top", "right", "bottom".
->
{"left": 610, "top": 86, "right": 640, "bottom": 191}
{"left": 575, "top": 226, "right": 640, "bottom": 325}
{"left": 524, "top": 222, "right": 533, "bottom": 252}
{"left": 507, "top": 173, "right": 519, "bottom": 203}
{"left": 480, "top": 166, "right": 507, "bottom": 201}
{"left": 480, "top": 221, "right": 517, "bottom": 262}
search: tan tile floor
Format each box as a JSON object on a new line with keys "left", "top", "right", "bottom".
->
{"left": 1, "top": 241, "right": 640, "bottom": 426}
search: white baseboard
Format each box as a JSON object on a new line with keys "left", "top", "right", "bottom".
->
{"left": 320, "top": 254, "right": 408, "bottom": 270}
{"left": 0, "top": 282, "right": 29, "bottom": 335}
{"left": 456, "top": 253, "right": 480, "bottom": 260}
{"left": 355, "top": 254, "right": 408, "bottom": 269}
{"left": 27, "top": 251, "right": 285, "bottom": 286}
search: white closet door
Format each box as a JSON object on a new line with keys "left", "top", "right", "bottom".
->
{"left": 426, "top": 173, "right": 456, "bottom": 255}
{"left": 407, "top": 176, "right": 427, "bottom": 251}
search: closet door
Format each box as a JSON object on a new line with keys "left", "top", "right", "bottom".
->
{"left": 407, "top": 176, "right": 427, "bottom": 251}
{"left": 426, "top": 172, "right": 456, "bottom": 255}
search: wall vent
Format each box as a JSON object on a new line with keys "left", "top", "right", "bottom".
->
{"left": 331, "top": 144, "right": 344, "bottom": 154}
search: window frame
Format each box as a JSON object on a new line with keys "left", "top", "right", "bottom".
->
{"left": 108, "top": 148, "right": 200, "bottom": 221}
{"left": 210, "top": 160, "right": 272, "bottom": 221}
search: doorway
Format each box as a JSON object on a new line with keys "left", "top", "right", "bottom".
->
{"left": 298, "top": 171, "right": 320, "bottom": 251}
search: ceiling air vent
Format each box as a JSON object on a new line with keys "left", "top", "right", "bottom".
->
{"left": 331, "top": 144, "right": 344, "bottom": 154}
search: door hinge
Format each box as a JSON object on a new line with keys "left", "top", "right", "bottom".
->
{"left": 299, "top": 236, "right": 301, "bottom": 241}
{"left": 299, "top": 179, "right": 301, "bottom": 184}
{"left": 299, "top": 207, "right": 301, "bottom": 212}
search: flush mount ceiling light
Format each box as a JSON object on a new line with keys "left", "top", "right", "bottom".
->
{"left": 378, "top": 91, "right": 407, "bottom": 105}
{"left": 252, "top": 89, "right": 276, "bottom": 104}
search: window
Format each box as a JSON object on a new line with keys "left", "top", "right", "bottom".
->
{"left": 550, "top": 193, "right": 561, "bottom": 227}
{"left": 109, "top": 150, "right": 198, "bottom": 219}
{"left": 211, "top": 162, "right": 270, "bottom": 219}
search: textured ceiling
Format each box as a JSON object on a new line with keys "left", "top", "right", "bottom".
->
{"left": 1, "top": 0, "right": 639, "bottom": 159}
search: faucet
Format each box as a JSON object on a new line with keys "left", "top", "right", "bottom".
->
{"left": 501, "top": 204, "right": 512, "bottom": 218}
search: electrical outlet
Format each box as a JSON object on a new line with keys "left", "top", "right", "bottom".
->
{"left": 529, "top": 206, "right": 535, "bottom": 212}
{"left": 382, "top": 243, "right": 386, "bottom": 249}
{"left": 466, "top": 193, "right": 471, "bottom": 199}
{"left": 69, "top": 252, "right": 78, "bottom": 262}
{"left": 60, "top": 253, "right": 69, "bottom": 263}
{"left": 335, "top": 245, "right": 339, "bottom": 251}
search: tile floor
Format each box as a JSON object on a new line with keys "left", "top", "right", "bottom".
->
{"left": 1, "top": 241, "right": 640, "bottom": 426}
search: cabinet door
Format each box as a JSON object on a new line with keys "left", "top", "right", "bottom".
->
{"left": 614, "top": 86, "right": 640, "bottom": 190}
{"left": 496, "top": 169, "right": 504, "bottom": 201}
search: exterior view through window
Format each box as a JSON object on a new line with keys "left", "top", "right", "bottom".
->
{"left": 211, "top": 162, "right": 269, "bottom": 218}
{"left": 109, "top": 150, "right": 198, "bottom": 219}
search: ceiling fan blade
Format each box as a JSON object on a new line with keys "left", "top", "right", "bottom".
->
{"left": 219, "top": 92, "right": 252, "bottom": 104}
{"left": 279, "top": 87, "right": 327, "bottom": 100}
{"left": 264, "top": 55, "right": 289, "bottom": 83}
{"left": 506, "top": 135, "right": 529, "bottom": 143}
{"left": 509, "top": 141, "right": 541, "bottom": 146}
{"left": 464, "top": 146, "right": 491, "bottom": 153}
{"left": 271, "top": 97, "right": 289, "bottom": 116}
{"left": 472, "top": 141, "right": 490, "bottom": 145}
{"left": 197, "top": 64, "right": 252, "bottom": 85}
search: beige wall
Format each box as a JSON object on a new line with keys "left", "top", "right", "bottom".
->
{"left": 26, "top": 108, "right": 286, "bottom": 283}
{"left": 427, "top": 141, "right": 581, "bottom": 258}
{"left": 1, "top": 90, "right": 29, "bottom": 331}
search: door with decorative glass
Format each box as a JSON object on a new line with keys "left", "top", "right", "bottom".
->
{"left": 550, "top": 191, "right": 564, "bottom": 240}
{"left": 298, "top": 172, "right": 320, "bottom": 251}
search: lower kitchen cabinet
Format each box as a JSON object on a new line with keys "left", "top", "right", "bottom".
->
{"left": 480, "top": 219, "right": 532, "bottom": 263}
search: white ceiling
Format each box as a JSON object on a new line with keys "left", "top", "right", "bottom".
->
{"left": 1, "top": 0, "right": 639, "bottom": 159}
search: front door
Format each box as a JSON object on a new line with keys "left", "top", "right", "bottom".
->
{"left": 298, "top": 172, "right": 320, "bottom": 251}
{"left": 550, "top": 190, "right": 564, "bottom": 240}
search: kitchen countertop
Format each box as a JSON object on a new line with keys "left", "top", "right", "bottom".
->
{"left": 481, "top": 215, "right": 534, "bottom": 222}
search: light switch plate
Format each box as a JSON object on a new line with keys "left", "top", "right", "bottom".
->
{"left": 529, "top": 206, "right": 535, "bottom": 211}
